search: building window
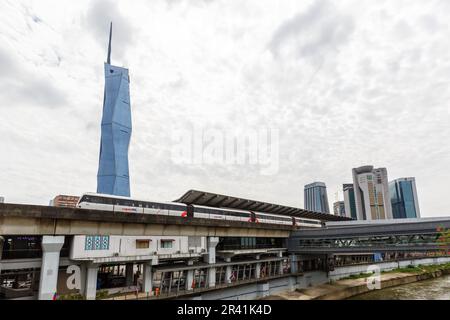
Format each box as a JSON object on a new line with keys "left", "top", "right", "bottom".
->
{"left": 160, "top": 240, "right": 174, "bottom": 249}
{"left": 85, "top": 236, "right": 109, "bottom": 251}
{"left": 136, "top": 240, "right": 150, "bottom": 249}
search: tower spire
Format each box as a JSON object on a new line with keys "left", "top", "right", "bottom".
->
{"left": 107, "top": 22, "right": 112, "bottom": 64}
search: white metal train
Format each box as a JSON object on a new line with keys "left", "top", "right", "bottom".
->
{"left": 76, "top": 193, "right": 322, "bottom": 228}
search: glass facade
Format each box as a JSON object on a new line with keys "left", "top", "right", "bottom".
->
{"left": 304, "top": 182, "right": 330, "bottom": 214}
{"left": 343, "top": 184, "right": 357, "bottom": 219}
{"left": 97, "top": 26, "right": 132, "bottom": 197}
{"left": 389, "top": 179, "right": 419, "bottom": 219}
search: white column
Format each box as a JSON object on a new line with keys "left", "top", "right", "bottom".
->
{"left": 0, "top": 236, "right": 4, "bottom": 275}
{"left": 186, "top": 269, "right": 194, "bottom": 291}
{"left": 84, "top": 263, "right": 98, "bottom": 300}
{"left": 142, "top": 263, "right": 153, "bottom": 294}
{"left": 208, "top": 267, "right": 216, "bottom": 288}
{"left": 38, "top": 236, "right": 65, "bottom": 300}
{"left": 256, "top": 263, "right": 261, "bottom": 279}
{"left": 225, "top": 265, "right": 232, "bottom": 284}
{"left": 0, "top": 236, "right": 4, "bottom": 260}
{"left": 204, "top": 237, "right": 219, "bottom": 264}
{"left": 279, "top": 261, "right": 284, "bottom": 275}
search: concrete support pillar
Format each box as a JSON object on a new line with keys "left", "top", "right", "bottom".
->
{"left": 142, "top": 263, "right": 153, "bottom": 294}
{"left": 84, "top": 263, "right": 99, "bottom": 300}
{"left": 208, "top": 267, "right": 216, "bottom": 288}
{"left": 204, "top": 237, "right": 219, "bottom": 264}
{"left": 277, "top": 251, "right": 283, "bottom": 258}
{"left": 225, "top": 265, "right": 232, "bottom": 284}
{"left": 279, "top": 261, "right": 284, "bottom": 275}
{"left": 256, "top": 263, "right": 261, "bottom": 279}
{"left": 125, "top": 263, "right": 134, "bottom": 286}
{"left": 38, "top": 236, "right": 65, "bottom": 300}
{"left": 0, "top": 236, "right": 4, "bottom": 275}
{"left": 290, "top": 255, "right": 298, "bottom": 274}
{"left": 0, "top": 236, "right": 4, "bottom": 260}
{"left": 186, "top": 269, "right": 194, "bottom": 291}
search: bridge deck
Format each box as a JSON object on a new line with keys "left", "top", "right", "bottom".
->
{"left": 0, "top": 204, "right": 294, "bottom": 237}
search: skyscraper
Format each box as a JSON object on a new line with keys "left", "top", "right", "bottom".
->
{"left": 343, "top": 184, "right": 357, "bottom": 220}
{"left": 333, "top": 201, "right": 345, "bottom": 217}
{"left": 304, "top": 182, "right": 330, "bottom": 214}
{"left": 389, "top": 178, "right": 421, "bottom": 219}
{"left": 352, "top": 166, "right": 393, "bottom": 220}
{"left": 97, "top": 23, "right": 132, "bottom": 197}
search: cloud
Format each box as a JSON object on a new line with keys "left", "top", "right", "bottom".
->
{"left": 0, "top": 46, "right": 66, "bottom": 108}
{"left": 268, "top": 0, "right": 355, "bottom": 62}
{"left": 84, "top": 0, "right": 135, "bottom": 64}
{"left": 0, "top": 0, "right": 449, "bottom": 219}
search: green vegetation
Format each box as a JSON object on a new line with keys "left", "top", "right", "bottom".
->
{"left": 386, "top": 262, "right": 450, "bottom": 274}
{"left": 341, "top": 272, "right": 375, "bottom": 280}
{"left": 341, "top": 262, "right": 450, "bottom": 280}
{"left": 57, "top": 293, "right": 84, "bottom": 300}
{"left": 96, "top": 290, "right": 109, "bottom": 299}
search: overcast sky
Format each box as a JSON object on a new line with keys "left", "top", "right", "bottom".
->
{"left": 1, "top": 0, "right": 449, "bottom": 218}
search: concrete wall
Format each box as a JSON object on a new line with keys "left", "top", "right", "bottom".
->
{"left": 329, "top": 256, "right": 450, "bottom": 281}
{"left": 70, "top": 236, "right": 206, "bottom": 260}
{"left": 185, "top": 272, "right": 329, "bottom": 300}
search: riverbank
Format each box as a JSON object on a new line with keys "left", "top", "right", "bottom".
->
{"left": 264, "top": 263, "right": 450, "bottom": 300}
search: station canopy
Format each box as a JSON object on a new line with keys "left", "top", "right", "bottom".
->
{"left": 174, "top": 190, "right": 352, "bottom": 222}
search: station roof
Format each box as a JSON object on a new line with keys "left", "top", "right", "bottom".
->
{"left": 174, "top": 190, "right": 352, "bottom": 222}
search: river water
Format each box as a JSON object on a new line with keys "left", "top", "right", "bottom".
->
{"left": 349, "top": 274, "right": 450, "bottom": 300}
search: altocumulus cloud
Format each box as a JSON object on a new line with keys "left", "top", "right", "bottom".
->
{"left": 0, "top": 0, "right": 449, "bottom": 218}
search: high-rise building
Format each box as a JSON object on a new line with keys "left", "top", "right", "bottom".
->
{"left": 304, "top": 182, "right": 330, "bottom": 214}
{"left": 50, "top": 195, "right": 80, "bottom": 208}
{"left": 97, "top": 23, "right": 132, "bottom": 197}
{"left": 352, "top": 166, "right": 393, "bottom": 220}
{"left": 343, "top": 184, "right": 357, "bottom": 220}
{"left": 0, "top": 196, "right": 4, "bottom": 204}
{"left": 389, "top": 178, "right": 421, "bottom": 219}
{"left": 333, "top": 201, "right": 345, "bottom": 217}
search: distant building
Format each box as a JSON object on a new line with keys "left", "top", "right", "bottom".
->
{"left": 352, "top": 166, "right": 393, "bottom": 220}
{"left": 0, "top": 196, "right": 4, "bottom": 203}
{"left": 97, "top": 23, "right": 132, "bottom": 197}
{"left": 51, "top": 195, "right": 80, "bottom": 208}
{"left": 304, "top": 182, "right": 330, "bottom": 214}
{"left": 333, "top": 201, "right": 345, "bottom": 217}
{"left": 389, "top": 178, "right": 421, "bottom": 219}
{"left": 343, "top": 184, "right": 357, "bottom": 220}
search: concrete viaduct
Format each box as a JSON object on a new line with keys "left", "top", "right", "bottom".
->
{"left": 0, "top": 204, "right": 293, "bottom": 238}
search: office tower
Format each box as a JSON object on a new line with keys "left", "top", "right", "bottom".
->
{"left": 97, "top": 23, "right": 132, "bottom": 197}
{"left": 389, "top": 178, "right": 421, "bottom": 219}
{"left": 0, "top": 197, "right": 4, "bottom": 204}
{"left": 304, "top": 182, "right": 330, "bottom": 214}
{"left": 343, "top": 184, "right": 357, "bottom": 220}
{"left": 51, "top": 195, "right": 80, "bottom": 208}
{"left": 333, "top": 201, "right": 345, "bottom": 217}
{"left": 352, "top": 166, "right": 393, "bottom": 220}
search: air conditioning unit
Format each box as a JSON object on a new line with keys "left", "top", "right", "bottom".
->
{"left": 176, "top": 250, "right": 181, "bottom": 254}
{"left": 201, "top": 249, "right": 206, "bottom": 253}
{"left": 189, "top": 249, "right": 195, "bottom": 254}
{"left": 113, "top": 253, "right": 119, "bottom": 257}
